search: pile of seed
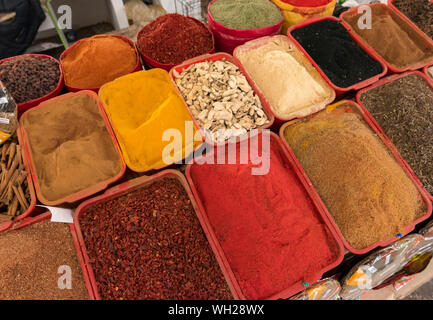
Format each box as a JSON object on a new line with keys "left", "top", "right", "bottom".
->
{"left": 360, "top": 73, "right": 433, "bottom": 195}
{"left": 291, "top": 19, "right": 383, "bottom": 88}
{"left": 174, "top": 59, "right": 269, "bottom": 143}
{"left": 393, "top": 0, "right": 433, "bottom": 39}
{"left": 283, "top": 105, "right": 426, "bottom": 250}
{"left": 0, "top": 219, "right": 88, "bottom": 299}
{"left": 79, "top": 177, "right": 232, "bottom": 300}
{"left": 0, "top": 56, "right": 60, "bottom": 104}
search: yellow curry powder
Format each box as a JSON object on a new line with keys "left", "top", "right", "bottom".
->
{"left": 99, "top": 69, "right": 202, "bottom": 172}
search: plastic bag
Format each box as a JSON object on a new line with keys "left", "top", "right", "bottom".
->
{"left": 124, "top": 0, "right": 166, "bottom": 27}
{"left": 290, "top": 278, "right": 341, "bottom": 300}
{"left": 0, "top": 81, "right": 18, "bottom": 145}
{"left": 340, "top": 234, "right": 424, "bottom": 300}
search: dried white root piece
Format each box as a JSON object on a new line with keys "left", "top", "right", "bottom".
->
{"left": 174, "top": 59, "right": 269, "bottom": 143}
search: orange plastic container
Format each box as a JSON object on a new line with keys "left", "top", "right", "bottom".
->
{"left": 233, "top": 35, "right": 336, "bottom": 124}
{"left": 60, "top": 35, "right": 142, "bottom": 93}
{"left": 71, "top": 169, "right": 233, "bottom": 300}
{"left": 356, "top": 71, "right": 433, "bottom": 202}
{"left": 0, "top": 138, "right": 37, "bottom": 233}
{"left": 0, "top": 54, "right": 64, "bottom": 115}
{"left": 287, "top": 16, "right": 387, "bottom": 96}
{"left": 185, "top": 131, "right": 345, "bottom": 299}
{"left": 208, "top": 0, "right": 284, "bottom": 54}
{"left": 169, "top": 52, "right": 275, "bottom": 145}
{"left": 279, "top": 100, "right": 433, "bottom": 255}
{"left": 19, "top": 91, "right": 126, "bottom": 206}
{"left": 136, "top": 15, "right": 215, "bottom": 71}
{"left": 340, "top": 3, "right": 433, "bottom": 74}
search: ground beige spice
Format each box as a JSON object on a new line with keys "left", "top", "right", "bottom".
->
{"left": 21, "top": 92, "right": 121, "bottom": 202}
{"left": 235, "top": 36, "right": 333, "bottom": 119}
{"left": 284, "top": 105, "right": 426, "bottom": 250}
{"left": 0, "top": 219, "right": 88, "bottom": 299}
{"left": 342, "top": 5, "right": 433, "bottom": 69}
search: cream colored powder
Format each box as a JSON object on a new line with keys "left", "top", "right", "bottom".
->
{"left": 236, "top": 37, "right": 332, "bottom": 119}
{"left": 428, "top": 66, "right": 433, "bottom": 79}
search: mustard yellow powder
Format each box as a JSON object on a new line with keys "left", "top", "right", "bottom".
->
{"left": 99, "top": 69, "right": 202, "bottom": 172}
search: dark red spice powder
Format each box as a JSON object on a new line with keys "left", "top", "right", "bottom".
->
{"left": 189, "top": 133, "right": 341, "bottom": 300}
{"left": 137, "top": 13, "right": 213, "bottom": 65}
{"left": 79, "top": 177, "right": 232, "bottom": 300}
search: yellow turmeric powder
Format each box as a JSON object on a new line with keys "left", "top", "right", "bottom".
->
{"left": 99, "top": 69, "right": 202, "bottom": 172}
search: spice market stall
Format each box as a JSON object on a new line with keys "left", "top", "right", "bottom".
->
{"left": 0, "top": 0, "right": 432, "bottom": 302}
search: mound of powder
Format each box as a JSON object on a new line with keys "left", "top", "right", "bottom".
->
{"left": 209, "top": 0, "right": 282, "bottom": 30}
{"left": 342, "top": 4, "right": 433, "bottom": 69}
{"left": 284, "top": 105, "right": 427, "bottom": 250}
{"left": 61, "top": 35, "right": 137, "bottom": 89}
{"left": 235, "top": 37, "right": 333, "bottom": 119}
{"left": 21, "top": 92, "right": 122, "bottom": 202}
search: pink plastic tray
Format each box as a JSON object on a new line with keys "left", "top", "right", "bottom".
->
{"left": 279, "top": 100, "right": 433, "bottom": 255}
{"left": 19, "top": 91, "right": 126, "bottom": 206}
{"left": 185, "top": 131, "right": 345, "bottom": 299}
{"left": 287, "top": 16, "right": 387, "bottom": 96}
{"left": 169, "top": 52, "right": 275, "bottom": 146}
{"left": 233, "top": 35, "right": 336, "bottom": 124}
{"left": 0, "top": 54, "right": 64, "bottom": 115}
{"left": 356, "top": 71, "right": 433, "bottom": 202}
{"left": 340, "top": 3, "right": 433, "bottom": 74}
{"left": 60, "top": 35, "right": 142, "bottom": 93}
{"left": 71, "top": 169, "right": 234, "bottom": 300}
{"left": 136, "top": 15, "right": 215, "bottom": 71}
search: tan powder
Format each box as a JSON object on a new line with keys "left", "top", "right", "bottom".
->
{"left": 235, "top": 36, "right": 333, "bottom": 119}
{"left": 22, "top": 92, "right": 122, "bottom": 202}
{"left": 0, "top": 219, "right": 88, "bottom": 300}
{"left": 284, "top": 105, "right": 426, "bottom": 250}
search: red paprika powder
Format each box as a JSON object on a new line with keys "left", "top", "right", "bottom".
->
{"left": 136, "top": 13, "right": 214, "bottom": 65}
{"left": 188, "top": 132, "right": 342, "bottom": 300}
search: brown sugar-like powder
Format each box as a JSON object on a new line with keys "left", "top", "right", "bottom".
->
{"left": 0, "top": 219, "right": 88, "bottom": 299}
{"left": 284, "top": 105, "right": 426, "bottom": 250}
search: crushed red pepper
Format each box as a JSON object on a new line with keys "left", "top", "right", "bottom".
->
{"left": 136, "top": 13, "right": 213, "bottom": 65}
{"left": 79, "top": 177, "right": 232, "bottom": 300}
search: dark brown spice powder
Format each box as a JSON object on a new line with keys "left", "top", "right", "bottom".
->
{"left": 393, "top": 0, "right": 433, "bottom": 40}
{"left": 0, "top": 219, "right": 89, "bottom": 300}
{"left": 80, "top": 177, "right": 232, "bottom": 300}
{"left": 360, "top": 73, "right": 433, "bottom": 196}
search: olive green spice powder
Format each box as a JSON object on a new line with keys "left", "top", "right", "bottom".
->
{"left": 210, "top": 0, "right": 282, "bottom": 30}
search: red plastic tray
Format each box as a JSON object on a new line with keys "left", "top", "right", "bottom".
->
{"left": 60, "top": 35, "right": 142, "bottom": 93}
{"left": 169, "top": 52, "right": 275, "bottom": 145}
{"left": 0, "top": 137, "right": 37, "bottom": 233}
{"left": 424, "top": 63, "right": 433, "bottom": 79}
{"left": 71, "top": 169, "right": 233, "bottom": 300}
{"left": 279, "top": 100, "right": 433, "bottom": 255}
{"left": 185, "top": 131, "right": 345, "bottom": 299}
{"left": 136, "top": 15, "right": 215, "bottom": 71}
{"left": 19, "top": 91, "right": 126, "bottom": 206}
{"left": 340, "top": 3, "right": 433, "bottom": 74}
{"left": 207, "top": 0, "right": 284, "bottom": 54}
{"left": 0, "top": 54, "right": 64, "bottom": 115}
{"left": 287, "top": 16, "right": 387, "bottom": 96}
{"left": 233, "top": 35, "right": 336, "bottom": 124}
{"left": 1, "top": 211, "right": 93, "bottom": 298}
{"left": 356, "top": 71, "right": 433, "bottom": 202}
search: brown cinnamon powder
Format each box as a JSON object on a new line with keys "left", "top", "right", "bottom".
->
{"left": 284, "top": 105, "right": 426, "bottom": 250}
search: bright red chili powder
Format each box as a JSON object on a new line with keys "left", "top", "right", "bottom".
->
{"left": 189, "top": 133, "right": 341, "bottom": 300}
{"left": 137, "top": 13, "right": 213, "bottom": 65}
